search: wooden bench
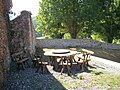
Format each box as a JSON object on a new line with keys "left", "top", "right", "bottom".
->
{"left": 12, "top": 51, "right": 30, "bottom": 70}
{"left": 82, "top": 49, "right": 94, "bottom": 54}
{"left": 77, "top": 49, "right": 94, "bottom": 71}
{"left": 59, "top": 57, "right": 72, "bottom": 75}
{"left": 24, "top": 49, "right": 49, "bottom": 74}
{"left": 35, "top": 55, "right": 49, "bottom": 74}
{"left": 81, "top": 49, "right": 94, "bottom": 65}
{"left": 69, "top": 48, "right": 77, "bottom": 64}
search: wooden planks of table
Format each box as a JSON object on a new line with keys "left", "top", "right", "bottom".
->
{"left": 44, "top": 49, "right": 77, "bottom": 75}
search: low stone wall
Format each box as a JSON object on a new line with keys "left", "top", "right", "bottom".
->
{"left": 36, "top": 39, "right": 120, "bottom": 50}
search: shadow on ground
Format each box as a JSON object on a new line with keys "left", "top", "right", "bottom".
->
{"left": 4, "top": 60, "right": 67, "bottom": 90}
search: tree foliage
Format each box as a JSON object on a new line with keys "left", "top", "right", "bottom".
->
{"left": 36, "top": 0, "right": 100, "bottom": 38}
{"left": 95, "top": 0, "right": 120, "bottom": 43}
{"left": 36, "top": 0, "right": 120, "bottom": 43}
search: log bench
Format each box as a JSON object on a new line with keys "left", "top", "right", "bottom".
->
{"left": 12, "top": 51, "right": 30, "bottom": 70}
{"left": 77, "top": 49, "right": 94, "bottom": 71}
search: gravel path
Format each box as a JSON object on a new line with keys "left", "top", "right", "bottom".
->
{"left": 90, "top": 56, "right": 120, "bottom": 74}
{"left": 4, "top": 55, "right": 120, "bottom": 90}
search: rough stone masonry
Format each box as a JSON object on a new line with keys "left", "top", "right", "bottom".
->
{"left": 0, "top": 0, "right": 36, "bottom": 89}
{"left": 0, "top": 0, "right": 12, "bottom": 89}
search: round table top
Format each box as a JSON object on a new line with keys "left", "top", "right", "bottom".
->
{"left": 52, "top": 49, "right": 70, "bottom": 54}
{"left": 44, "top": 49, "right": 77, "bottom": 57}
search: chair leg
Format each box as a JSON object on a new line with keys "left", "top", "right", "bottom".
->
{"left": 41, "top": 65, "right": 44, "bottom": 74}
{"left": 25, "top": 61, "right": 30, "bottom": 67}
{"left": 36, "top": 65, "right": 48, "bottom": 74}
{"left": 17, "top": 64, "right": 20, "bottom": 70}
{"left": 42, "top": 65, "right": 48, "bottom": 74}
{"left": 49, "top": 56, "right": 54, "bottom": 65}
{"left": 61, "top": 65, "right": 65, "bottom": 75}
{"left": 81, "top": 63, "right": 85, "bottom": 71}
{"left": 36, "top": 65, "right": 40, "bottom": 73}
{"left": 33, "top": 61, "right": 37, "bottom": 67}
{"left": 67, "top": 65, "right": 72, "bottom": 76}
{"left": 86, "top": 61, "right": 90, "bottom": 66}
{"left": 21, "top": 63, "right": 25, "bottom": 70}
{"left": 32, "top": 61, "right": 35, "bottom": 67}
{"left": 73, "top": 58, "right": 76, "bottom": 62}
{"left": 81, "top": 61, "right": 88, "bottom": 71}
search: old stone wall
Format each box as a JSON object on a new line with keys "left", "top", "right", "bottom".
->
{"left": 0, "top": 0, "right": 12, "bottom": 89}
{"left": 10, "top": 11, "right": 36, "bottom": 53}
{"left": 36, "top": 39, "right": 120, "bottom": 50}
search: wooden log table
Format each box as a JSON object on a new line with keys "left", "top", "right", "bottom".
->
{"left": 44, "top": 49, "right": 77, "bottom": 75}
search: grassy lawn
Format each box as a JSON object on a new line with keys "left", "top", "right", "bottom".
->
{"left": 53, "top": 68, "right": 120, "bottom": 90}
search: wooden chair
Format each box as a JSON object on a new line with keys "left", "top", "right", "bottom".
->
{"left": 77, "top": 49, "right": 94, "bottom": 71}
{"left": 12, "top": 51, "right": 30, "bottom": 70}
{"left": 24, "top": 49, "right": 49, "bottom": 73}
{"left": 68, "top": 48, "right": 76, "bottom": 64}
{"left": 81, "top": 49, "right": 94, "bottom": 66}
{"left": 32, "top": 55, "right": 41, "bottom": 67}
{"left": 59, "top": 57, "right": 72, "bottom": 75}
{"left": 36, "top": 55, "right": 49, "bottom": 74}
{"left": 23, "top": 49, "right": 41, "bottom": 67}
{"left": 77, "top": 53, "right": 88, "bottom": 71}
{"left": 26, "top": 51, "right": 39, "bottom": 67}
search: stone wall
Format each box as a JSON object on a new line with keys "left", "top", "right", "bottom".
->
{"left": 36, "top": 39, "right": 120, "bottom": 50}
{"left": 0, "top": 0, "right": 12, "bottom": 89}
{"left": 4, "top": 0, "right": 13, "bottom": 12}
{"left": 10, "top": 11, "right": 36, "bottom": 53}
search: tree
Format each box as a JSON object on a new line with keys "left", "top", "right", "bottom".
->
{"left": 36, "top": 0, "right": 120, "bottom": 42}
{"left": 36, "top": 0, "right": 100, "bottom": 39}
{"left": 97, "top": 0, "right": 120, "bottom": 43}
{"left": 36, "top": 0, "right": 65, "bottom": 38}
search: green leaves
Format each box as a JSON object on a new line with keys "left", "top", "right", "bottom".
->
{"left": 36, "top": 0, "right": 120, "bottom": 41}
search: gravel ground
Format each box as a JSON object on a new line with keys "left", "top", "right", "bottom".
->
{"left": 4, "top": 62, "right": 65, "bottom": 90}
{"left": 4, "top": 54, "right": 120, "bottom": 90}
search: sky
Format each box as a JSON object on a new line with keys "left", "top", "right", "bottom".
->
{"left": 11, "top": 0, "right": 41, "bottom": 17}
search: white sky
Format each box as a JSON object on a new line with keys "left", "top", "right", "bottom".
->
{"left": 11, "top": 0, "right": 41, "bottom": 16}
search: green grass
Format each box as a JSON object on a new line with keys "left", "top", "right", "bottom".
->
{"left": 93, "top": 73, "right": 120, "bottom": 89}
{"left": 54, "top": 69, "right": 120, "bottom": 89}
{"left": 84, "top": 69, "right": 120, "bottom": 89}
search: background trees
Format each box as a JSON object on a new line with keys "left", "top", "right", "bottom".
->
{"left": 95, "top": 0, "right": 120, "bottom": 43}
{"left": 36, "top": 0, "right": 120, "bottom": 43}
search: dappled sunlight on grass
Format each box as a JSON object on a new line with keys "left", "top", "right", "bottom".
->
{"left": 52, "top": 68, "right": 120, "bottom": 89}
{"left": 80, "top": 69, "right": 120, "bottom": 89}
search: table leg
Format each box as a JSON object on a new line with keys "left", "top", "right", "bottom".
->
{"left": 61, "top": 65, "right": 65, "bottom": 75}
{"left": 49, "top": 56, "right": 54, "bottom": 65}
{"left": 67, "top": 58, "right": 72, "bottom": 75}
{"left": 52, "top": 56, "right": 59, "bottom": 71}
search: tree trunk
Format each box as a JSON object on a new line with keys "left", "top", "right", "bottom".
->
{"left": 107, "top": 36, "right": 113, "bottom": 43}
{"left": 88, "top": 31, "right": 92, "bottom": 39}
{"left": 68, "top": 24, "right": 78, "bottom": 39}
{"left": 70, "top": 33, "right": 77, "bottom": 39}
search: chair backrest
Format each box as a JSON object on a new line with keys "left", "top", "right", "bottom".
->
{"left": 12, "top": 51, "right": 24, "bottom": 61}
{"left": 23, "top": 49, "right": 33, "bottom": 61}
{"left": 69, "top": 48, "right": 77, "bottom": 51}
{"left": 34, "top": 55, "right": 42, "bottom": 61}
{"left": 82, "top": 49, "right": 94, "bottom": 54}
{"left": 43, "top": 48, "right": 55, "bottom": 53}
